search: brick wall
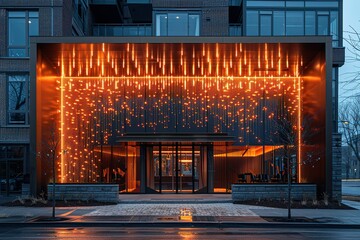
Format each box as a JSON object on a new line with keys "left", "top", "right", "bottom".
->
{"left": 0, "top": 58, "right": 30, "bottom": 139}
{"left": 232, "top": 184, "right": 317, "bottom": 201}
{"left": 0, "top": 9, "right": 6, "bottom": 56}
{"left": 332, "top": 133, "right": 342, "bottom": 200}
{"left": 0, "top": 0, "right": 69, "bottom": 144}
{"left": 0, "top": 127, "right": 29, "bottom": 143}
{"left": 48, "top": 184, "right": 119, "bottom": 203}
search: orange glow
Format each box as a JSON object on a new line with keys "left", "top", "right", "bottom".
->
{"left": 53, "top": 43, "right": 304, "bottom": 78}
{"left": 297, "top": 75, "right": 302, "bottom": 182}
{"left": 38, "top": 43, "right": 307, "bottom": 183}
{"left": 214, "top": 145, "right": 283, "bottom": 157}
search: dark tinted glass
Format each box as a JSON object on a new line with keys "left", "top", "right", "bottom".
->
{"left": 168, "top": 13, "right": 188, "bottom": 36}
{"left": 246, "top": 11, "right": 259, "bottom": 36}
{"left": 286, "top": 12, "right": 304, "bottom": 35}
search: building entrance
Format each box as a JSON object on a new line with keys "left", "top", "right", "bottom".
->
{"left": 146, "top": 144, "right": 208, "bottom": 193}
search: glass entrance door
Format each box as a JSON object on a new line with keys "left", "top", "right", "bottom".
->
{"left": 148, "top": 143, "right": 207, "bottom": 193}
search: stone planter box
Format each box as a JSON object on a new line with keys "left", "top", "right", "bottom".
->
{"left": 232, "top": 183, "right": 317, "bottom": 202}
{"left": 48, "top": 184, "right": 119, "bottom": 203}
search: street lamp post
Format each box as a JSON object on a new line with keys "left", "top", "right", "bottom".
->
{"left": 49, "top": 149, "right": 67, "bottom": 220}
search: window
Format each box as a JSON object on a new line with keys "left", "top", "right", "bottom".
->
{"left": 155, "top": 12, "right": 200, "bottom": 36}
{"left": 8, "top": 11, "right": 39, "bottom": 57}
{"left": 273, "top": 11, "right": 285, "bottom": 36}
{"left": 305, "top": 1, "right": 338, "bottom": 8}
{"left": 286, "top": 1, "right": 304, "bottom": 7}
{"left": 305, "top": 11, "right": 315, "bottom": 35}
{"left": 246, "top": 11, "right": 259, "bottom": 36}
{"left": 286, "top": 11, "right": 304, "bottom": 35}
{"left": 260, "top": 14, "right": 272, "bottom": 36}
{"left": 0, "top": 146, "right": 25, "bottom": 193}
{"left": 330, "top": 11, "right": 338, "bottom": 46}
{"left": 188, "top": 15, "right": 200, "bottom": 36}
{"left": 318, "top": 14, "right": 329, "bottom": 35}
{"left": 247, "top": 1, "right": 285, "bottom": 7}
{"left": 8, "top": 75, "right": 29, "bottom": 124}
{"left": 244, "top": 8, "right": 339, "bottom": 45}
{"left": 168, "top": 13, "right": 188, "bottom": 36}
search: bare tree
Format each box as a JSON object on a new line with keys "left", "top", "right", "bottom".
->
{"left": 8, "top": 76, "right": 27, "bottom": 123}
{"left": 273, "top": 114, "right": 321, "bottom": 219}
{"left": 41, "top": 122, "right": 63, "bottom": 220}
{"left": 339, "top": 97, "right": 360, "bottom": 164}
{"left": 273, "top": 116, "right": 297, "bottom": 219}
{"left": 9, "top": 82, "right": 26, "bottom": 110}
{"left": 342, "top": 26, "right": 360, "bottom": 97}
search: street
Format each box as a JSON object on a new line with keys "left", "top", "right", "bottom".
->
{"left": 0, "top": 181, "right": 359, "bottom": 239}
{"left": 0, "top": 226, "right": 360, "bottom": 239}
{"left": 342, "top": 180, "right": 360, "bottom": 196}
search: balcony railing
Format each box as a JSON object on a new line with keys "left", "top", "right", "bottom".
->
{"left": 229, "top": 24, "right": 242, "bottom": 36}
{"left": 93, "top": 24, "right": 152, "bottom": 36}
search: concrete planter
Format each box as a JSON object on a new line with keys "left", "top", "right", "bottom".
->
{"left": 47, "top": 184, "right": 119, "bottom": 203}
{"left": 232, "top": 183, "right": 317, "bottom": 201}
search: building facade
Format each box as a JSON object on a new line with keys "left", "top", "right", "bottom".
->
{"left": 342, "top": 146, "right": 360, "bottom": 179}
{"left": 0, "top": 0, "right": 344, "bottom": 199}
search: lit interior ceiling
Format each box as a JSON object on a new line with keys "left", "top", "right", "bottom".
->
{"left": 214, "top": 145, "right": 283, "bottom": 157}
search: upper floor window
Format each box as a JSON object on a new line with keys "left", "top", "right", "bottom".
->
{"left": 8, "top": 11, "right": 39, "bottom": 57}
{"left": 155, "top": 12, "right": 200, "bottom": 36}
{"left": 8, "top": 75, "right": 29, "bottom": 125}
{"left": 286, "top": 11, "right": 304, "bottom": 35}
{"left": 245, "top": 9, "right": 339, "bottom": 45}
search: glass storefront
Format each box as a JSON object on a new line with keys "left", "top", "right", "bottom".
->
{"left": 85, "top": 144, "right": 140, "bottom": 193}
{"left": 147, "top": 144, "right": 207, "bottom": 193}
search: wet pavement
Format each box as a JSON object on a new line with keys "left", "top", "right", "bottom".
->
{"left": 1, "top": 226, "right": 360, "bottom": 239}
{"left": 0, "top": 180, "right": 359, "bottom": 227}
{"left": 84, "top": 202, "right": 267, "bottom": 217}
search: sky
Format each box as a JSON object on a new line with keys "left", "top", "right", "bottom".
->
{"left": 339, "top": 0, "right": 360, "bottom": 101}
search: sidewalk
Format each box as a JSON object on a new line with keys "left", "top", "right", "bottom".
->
{"left": 1, "top": 194, "right": 360, "bottom": 227}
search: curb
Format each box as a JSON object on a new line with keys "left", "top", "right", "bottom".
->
{"left": 1, "top": 220, "right": 360, "bottom": 229}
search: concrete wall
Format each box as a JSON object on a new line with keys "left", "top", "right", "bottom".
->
{"left": 47, "top": 184, "right": 119, "bottom": 203}
{"left": 232, "top": 184, "right": 317, "bottom": 201}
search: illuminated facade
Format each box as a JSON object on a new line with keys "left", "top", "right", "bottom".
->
{"left": 31, "top": 37, "right": 332, "bottom": 194}
{"left": 1, "top": 0, "right": 344, "bottom": 198}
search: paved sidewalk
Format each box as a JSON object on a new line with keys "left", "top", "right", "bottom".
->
{"left": 84, "top": 203, "right": 268, "bottom": 216}
{"left": 1, "top": 194, "right": 360, "bottom": 227}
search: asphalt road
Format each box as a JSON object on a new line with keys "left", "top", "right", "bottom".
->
{"left": 342, "top": 180, "right": 360, "bottom": 196}
{"left": 0, "top": 227, "right": 359, "bottom": 240}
